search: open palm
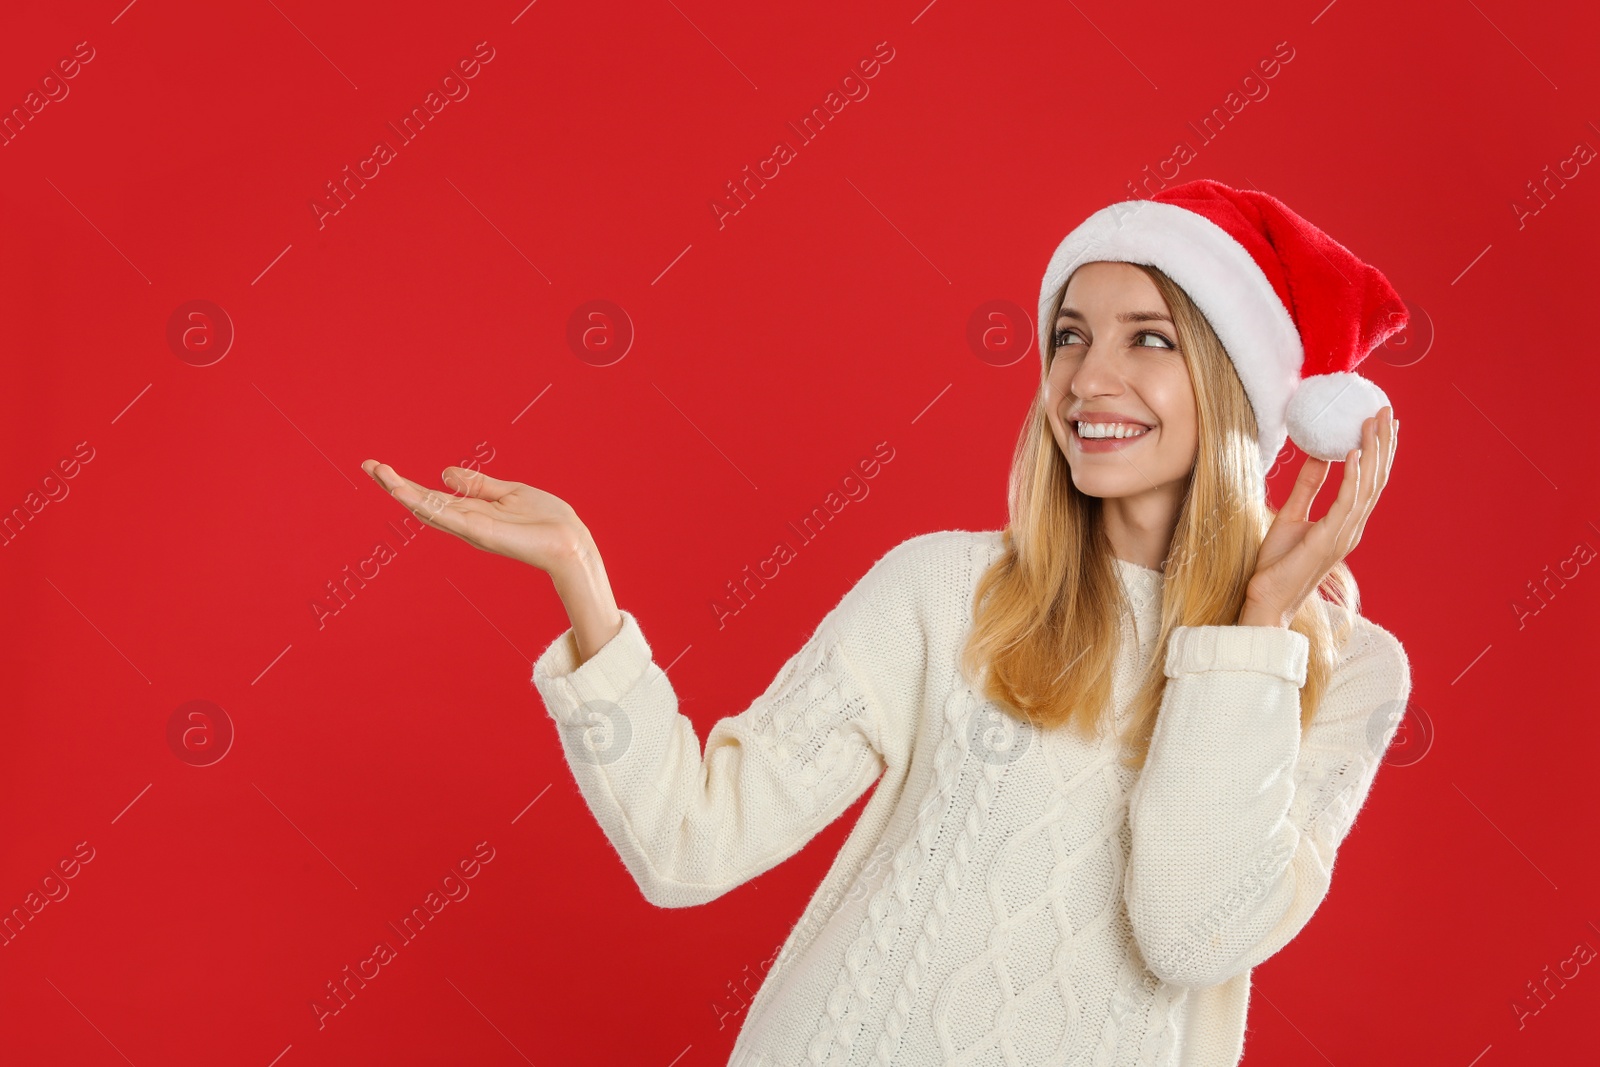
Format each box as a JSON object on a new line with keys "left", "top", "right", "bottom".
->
{"left": 361, "top": 459, "right": 585, "bottom": 573}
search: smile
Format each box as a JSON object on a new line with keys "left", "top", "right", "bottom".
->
{"left": 1075, "top": 421, "right": 1149, "bottom": 439}
{"left": 1071, "top": 420, "right": 1153, "bottom": 452}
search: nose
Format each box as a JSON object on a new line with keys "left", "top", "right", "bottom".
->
{"left": 1068, "top": 338, "right": 1125, "bottom": 402}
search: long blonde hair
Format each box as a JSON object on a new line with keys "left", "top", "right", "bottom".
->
{"left": 960, "top": 263, "right": 1358, "bottom": 769}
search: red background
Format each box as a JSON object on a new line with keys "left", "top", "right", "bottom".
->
{"left": 3, "top": 0, "right": 1597, "bottom": 1064}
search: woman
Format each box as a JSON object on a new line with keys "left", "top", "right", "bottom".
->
{"left": 362, "top": 178, "right": 1411, "bottom": 1066}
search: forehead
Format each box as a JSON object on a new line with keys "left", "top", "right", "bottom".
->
{"left": 1057, "top": 261, "right": 1167, "bottom": 314}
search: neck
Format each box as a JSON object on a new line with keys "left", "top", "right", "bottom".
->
{"left": 1100, "top": 492, "right": 1182, "bottom": 572}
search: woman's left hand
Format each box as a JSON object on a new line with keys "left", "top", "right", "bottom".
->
{"left": 1240, "top": 405, "right": 1398, "bottom": 627}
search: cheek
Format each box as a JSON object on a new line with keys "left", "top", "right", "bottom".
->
{"left": 1043, "top": 362, "right": 1069, "bottom": 402}
{"left": 1151, "top": 368, "right": 1196, "bottom": 430}
{"left": 1165, "top": 392, "right": 1200, "bottom": 455}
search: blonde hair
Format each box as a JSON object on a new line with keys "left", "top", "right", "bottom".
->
{"left": 959, "top": 263, "right": 1358, "bottom": 769}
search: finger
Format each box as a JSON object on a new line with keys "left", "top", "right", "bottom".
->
{"left": 1350, "top": 408, "right": 1397, "bottom": 546}
{"left": 375, "top": 462, "right": 498, "bottom": 520}
{"left": 1341, "top": 418, "right": 1381, "bottom": 552}
{"left": 1381, "top": 409, "right": 1398, "bottom": 483}
{"left": 374, "top": 462, "right": 451, "bottom": 504}
{"left": 1316, "top": 444, "right": 1364, "bottom": 553}
{"left": 1368, "top": 407, "right": 1395, "bottom": 500}
{"left": 1385, "top": 421, "right": 1399, "bottom": 492}
{"left": 442, "top": 466, "right": 521, "bottom": 502}
{"left": 1279, "top": 454, "right": 1332, "bottom": 524}
{"left": 366, "top": 461, "right": 425, "bottom": 496}
{"left": 1357, "top": 415, "right": 1380, "bottom": 511}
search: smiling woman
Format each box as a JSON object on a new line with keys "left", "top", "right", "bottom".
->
{"left": 362, "top": 177, "right": 1412, "bottom": 1067}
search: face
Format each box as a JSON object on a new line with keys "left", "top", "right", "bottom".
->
{"left": 1044, "top": 261, "right": 1199, "bottom": 504}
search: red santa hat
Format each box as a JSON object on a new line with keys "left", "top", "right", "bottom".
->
{"left": 1037, "top": 178, "right": 1407, "bottom": 475}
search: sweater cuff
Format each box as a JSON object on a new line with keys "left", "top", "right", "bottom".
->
{"left": 1164, "top": 624, "right": 1309, "bottom": 686}
{"left": 530, "top": 609, "right": 655, "bottom": 723}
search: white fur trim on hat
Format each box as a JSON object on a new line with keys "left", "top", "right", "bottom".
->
{"left": 1038, "top": 199, "right": 1303, "bottom": 477}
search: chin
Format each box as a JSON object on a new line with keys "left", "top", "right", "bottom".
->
{"left": 1067, "top": 470, "right": 1130, "bottom": 499}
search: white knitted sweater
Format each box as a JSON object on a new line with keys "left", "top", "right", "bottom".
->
{"left": 531, "top": 529, "right": 1412, "bottom": 1066}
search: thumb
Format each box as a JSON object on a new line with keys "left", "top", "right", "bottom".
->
{"left": 441, "top": 466, "right": 519, "bottom": 501}
{"left": 1278, "top": 456, "right": 1330, "bottom": 525}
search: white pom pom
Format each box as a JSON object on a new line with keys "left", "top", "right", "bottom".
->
{"left": 1284, "top": 372, "right": 1390, "bottom": 462}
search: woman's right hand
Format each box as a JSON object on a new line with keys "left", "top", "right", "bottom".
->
{"left": 360, "top": 460, "right": 588, "bottom": 574}
{"left": 362, "top": 459, "right": 624, "bottom": 664}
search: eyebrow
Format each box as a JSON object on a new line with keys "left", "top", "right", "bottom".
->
{"left": 1056, "top": 307, "right": 1172, "bottom": 324}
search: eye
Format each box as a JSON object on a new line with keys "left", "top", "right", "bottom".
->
{"left": 1134, "top": 330, "right": 1176, "bottom": 349}
{"left": 1052, "top": 326, "right": 1085, "bottom": 349}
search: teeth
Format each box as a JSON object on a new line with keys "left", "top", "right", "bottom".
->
{"left": 1076, "top": 421, "right": 1150, "bottom": 439}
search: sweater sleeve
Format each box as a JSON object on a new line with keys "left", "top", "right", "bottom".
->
{"left": 1122, "top": 613, "right": 1413, "bottom": 988}
{"left": 529, "top": 537, "right": 932, "bottom": 910}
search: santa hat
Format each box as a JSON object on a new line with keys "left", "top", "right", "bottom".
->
{"left": 1037, "top": 178, "right": 1407, "bottom": 475}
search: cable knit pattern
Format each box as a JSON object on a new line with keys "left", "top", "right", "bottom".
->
{"left": 529, "top": 529, "right": 1413, "bottom": 1066}
{"left": 805, "top": 678, "right": 981, "bottom": 1067}
{"left": 870, "top": 684, "right": 1010, "bottom": 1067}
